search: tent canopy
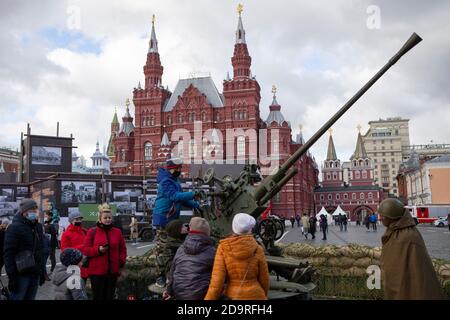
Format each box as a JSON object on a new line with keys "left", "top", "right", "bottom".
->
{"left": 332, "top": 205, "right": 348, "bottom": 216}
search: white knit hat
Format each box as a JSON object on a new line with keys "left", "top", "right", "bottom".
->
{"left": 232, "top": 213, "right": 256, "bottom": 235}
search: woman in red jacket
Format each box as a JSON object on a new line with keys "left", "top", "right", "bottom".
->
{"left": 82, "top": 203, "right": 127, "bottom": 300}
{"left": 60, "top": 211, "right": 89, "bottom": 281}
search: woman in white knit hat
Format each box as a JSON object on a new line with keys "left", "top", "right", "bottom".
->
{"left": 205, "top": 213, "right": 269, "bottom": 300}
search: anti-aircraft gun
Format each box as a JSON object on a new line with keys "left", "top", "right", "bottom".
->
{"left": 192, "top": 33, "right": 422, "bottom": 299}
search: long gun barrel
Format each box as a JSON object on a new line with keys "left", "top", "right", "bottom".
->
{"left": 255, "top": 32, "right": 422, "bottom": 205}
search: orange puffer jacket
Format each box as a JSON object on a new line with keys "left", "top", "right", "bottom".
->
{"left": 204, "top": 234, "right": 269, "bottom": 300}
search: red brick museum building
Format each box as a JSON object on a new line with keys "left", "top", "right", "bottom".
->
{"left": 108, "top": 11, "right": 319, "bottom": 216}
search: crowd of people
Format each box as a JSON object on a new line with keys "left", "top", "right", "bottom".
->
{"left": 0, "top": 157, "right": 446, "bottom": 301}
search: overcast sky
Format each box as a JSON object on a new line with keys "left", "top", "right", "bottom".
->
{"left": 1, "top": 0, "right": 449, "bottom": 168}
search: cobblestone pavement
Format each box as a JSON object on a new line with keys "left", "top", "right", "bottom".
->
{"left": 2, "top": 225, "right": 448, "bottom": 300}
{"left": 279, "top": 223, "right": 450, "bottom": 260}
{"left": 0, "top": 241, "right": 155, "bottom": 300}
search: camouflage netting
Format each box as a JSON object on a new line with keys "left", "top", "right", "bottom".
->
{"left": 279, "top": 243, "right": 450, "bottom": 299}
{"left": 116, "top": 247, "right": 160, "bottom": 300}
{"left": 114, "top": 243, "right": 450, "bottom": 300}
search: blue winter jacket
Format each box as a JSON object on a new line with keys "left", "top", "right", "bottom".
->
{"left": 152, "top": 168, "right": 199, "bottom": 227}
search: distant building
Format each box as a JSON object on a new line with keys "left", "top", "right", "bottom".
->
{"left": 362, "top": 117, "right": 410, "bottom": 197}
{"left": 314, "top": 130, "right": 386, "bottom": 221}
{"left": 0, "top": 147, "right": 19, "bottom": 174}
{"left": 90, "top": 141, "right": 110, "bottom": 174}
{"left": 72, "top": 152, "right": 90, "bottom": 173}
{"left": 397, "top": 153, "right": 450, "bottom": 205}
{"left": 72, "top": 142, "right": 111, "bottom": 175}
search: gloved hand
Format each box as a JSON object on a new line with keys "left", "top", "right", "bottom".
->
{"left": 8, "top": 276, "right": 18, "bottom": 293}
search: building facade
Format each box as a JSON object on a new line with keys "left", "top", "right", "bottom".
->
{"left": 361, "top": 117, "right": 410, "bottom": 197}
{"left": 109, "top": 10, "right": 319, "bottom": 216}
{"left": 314, "top": 131, "right": 385, "bottom": 221}
{"left": 0, "top": 147, "right": 19, "bottom": 174}
{"left": 397, "top": 153, "right": 450, "bottom": 205}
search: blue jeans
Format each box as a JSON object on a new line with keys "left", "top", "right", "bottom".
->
{"left": 9, "top": 275, "right": 40, "bottom": 300}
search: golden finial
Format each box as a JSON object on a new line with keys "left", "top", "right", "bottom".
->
{"left": 237, "top": 3, "right": 244, "bottom": 15}
{"left": 126, "top": 98, "right": 130, "bottom": 108}
{"left": 115, "top": 107, "right": 117, "bottom": 114}
{"left": 152, "top": 14, "right": 155, "bottom": 25}
{"left": 271, "top": 85, "right": 277, "bottom": 96}
{"left": 357, "top": 124, "right": 362, "bottom": 133}
{"left": 328, "top": 128, "right": 333, "bottom": 136}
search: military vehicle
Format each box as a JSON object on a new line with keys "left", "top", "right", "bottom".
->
{"left": 147, "top": 32, "right": 422, "bottom": 300}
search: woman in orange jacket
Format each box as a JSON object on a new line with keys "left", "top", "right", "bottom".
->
{"left": 204, "top": 213, "right": 269, "bottom": 300}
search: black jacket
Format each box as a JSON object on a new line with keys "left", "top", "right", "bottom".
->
{"left": 4, "top": 214, "right": 45, "bottom": 278}
{"left": 44, "top": 222, "right": 58, "bottom": 248}
{"left": 167, "top": 233, "right": 216, "bottom": 300}
{"left": 309, "top": 217, "right": 317, "bottom": 232}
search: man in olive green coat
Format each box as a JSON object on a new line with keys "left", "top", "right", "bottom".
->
{"left": 378, "top": 199, "right": 446, "bottom": 300}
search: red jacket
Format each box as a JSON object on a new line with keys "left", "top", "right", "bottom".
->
{"left": 82, "top": 224, "right": 127, "bottom": 276}
{"left": 61, "top": 224, "right": 89, "bottom": 279}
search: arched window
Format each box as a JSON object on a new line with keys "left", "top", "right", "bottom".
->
{"left": 352, "top": 193, "right": 356, "bottom": 200}
{"left": 360, "top": 193, "right": 365, "bottom": 199}
{"left": 167, "top": 115, "right": 172, "bottom": 125}
{"left": 336, "top": 194, "right": 340, "bottom": 200}
{"left": 121, "top": 148, "right": 126, "bottom": 161}
{"left": 237, "top": 136, "right": 245, "bottom": 156}
{"left": 178, "top": 113, "right": 183, "bottom": 123}
{"left": 362, "top": 171, "right": 367, "bottom": 179}
{"left": 142, "top": 118, "right": 146, "bottom": 127}
{"left": 333, "top": 173, "right": 337, "bottom": 180}
{"left": 144, "top": 142, "right": 152, "bottom": 160}
{"left": 365, "top": 159, "right": 369, "bottom": 166}
{"left": 202, "top": 112, "right": 207, "bottom": 122}
{"left": 328, "top": 194, "right": 332, "bottom": 200}
{"left": 243, "top": 111, "right": 247, "bottom": 119}
{"left": 234, "top": 110, "right": 238, "bottom": 120}
{"left": 344, "top": 193, "right": 348, "bottom": 199}
{"left": 368, "top": 192, "right": 373, "bottom": 199}
{"left": 355, "top": 171, "right": 361, "bottom": 179}
{"left": 150, "top": 117, "right": 155, "bottom": 126}
{"left": 320, "top": 194, "right": 324, "bottom": 201}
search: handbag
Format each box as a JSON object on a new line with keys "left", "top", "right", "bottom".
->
{"left": 15, "top": 229, "right": 38, "bottom": 274}
{"left": 82, "top": 227, "right": 97, "bottom": 268}
{"left": 15, "top": 250, "right": 37, "bottom": 274}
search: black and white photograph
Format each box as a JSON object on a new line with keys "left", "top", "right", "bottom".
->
{"left": 16, "top": 186, "right": 29, "bottom": 197}
{"left": 0, "top": 201, "right": 19, "bottom": 223}
{"left": 0, "top": 188, "right": 14, "bottom": 202}
{"left": 61, "top": 181, "right": 97, "bottom": 204}
{"left": 111, "top": 201, "right": 135, "bottom": 215}
{"left": 113, "top": 191, "right": 130, "bottom": 202}
{"left": 31, "top": 146, "right": 62, "bottom": 165}
{"left": 124, "top": 188, "right": 142, "bottom": 198}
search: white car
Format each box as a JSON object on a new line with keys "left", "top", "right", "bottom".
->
{"left": 433, "top": 217, "right": 448, "bottom": 227}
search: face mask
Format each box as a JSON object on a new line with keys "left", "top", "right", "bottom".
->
{"left": 74, "top": 222, "right": 82, "bottom": 227}
{"left": 26, "top": 212, "right": 38, "bottom": 222}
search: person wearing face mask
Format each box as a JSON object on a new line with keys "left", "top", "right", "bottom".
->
{"left": 82, "top": 203, "right": 127, "bottom": 300}
{"left": 61, "top": 211, "right": 89, "bottom": 281}
{"left": 152, "top": 158, "right": 201, "bottom": 230}
{"left": 3, "top": 199, "right": 46, "bottom": 300}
